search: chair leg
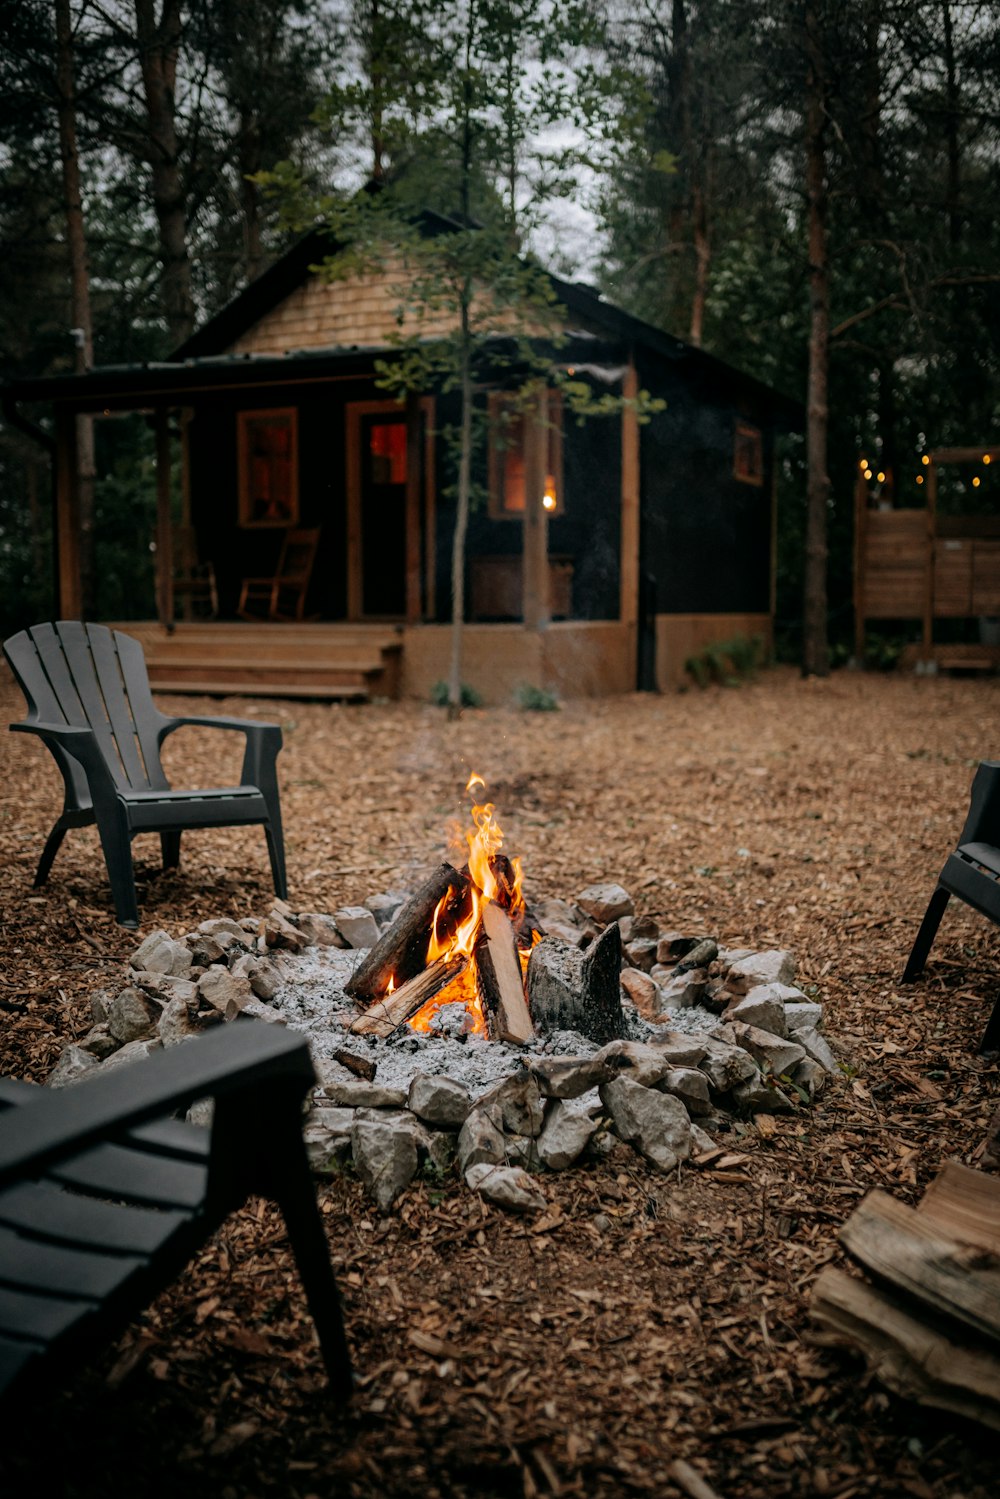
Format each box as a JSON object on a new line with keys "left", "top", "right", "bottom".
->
{"left": 902, "top": 886, "right": 950, "bottom": 982}
{"left": 264, "top": 823, "right": 288, "bottom": 900}
{"left": 258, "top": 1107, "right": 353, "bottom": 1398}
{"left": 160, "top": 831, "right": 182, "bottom": 870}
{"left": 981, "top": 997, "right": 1000, "bottom": 1055}
{"left": 34, "top": 822, "right": 68, "bottom": 887}
{"left": 93, "top": 808, "right": 140, "bottom": 929}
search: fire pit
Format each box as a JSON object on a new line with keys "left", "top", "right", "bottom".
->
{"left": 51, "top": 777, "right": 841, "bottom": 1215}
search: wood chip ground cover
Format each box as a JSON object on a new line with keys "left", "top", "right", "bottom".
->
{"left": 0, "top": 665, "right": 997, "bottom": 1498}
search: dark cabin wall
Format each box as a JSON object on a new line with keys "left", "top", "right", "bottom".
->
{"left": 637, "top": 351, "right": 773, "bottom": 615}
{"left": 186, "top": 379, "right": 371, "bottom": 618}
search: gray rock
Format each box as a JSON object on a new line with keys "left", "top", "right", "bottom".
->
{"left": 130, "top": 930, "right": 193, "bottom": 978}
{"left": 526, "top": 1055, "right": 614, "bottom": 1098}
{"left": 725, "top": 1022, "right": 807, "bottom": 1078}
{"left": 363, "top": 893, "right": 406, "bottom": 930}
{"left": 624, "top": 938, "right": 657, "bottom": 972}
{"left": 303, "top": 1106, "right": 356, "bottom": 1173}
{"left": 158, "top": 994, "right": 204, "bottom": 1047}
{"left": 100, "top": 1037, "right": 163, "bottom": 1073}
{"left": 263, "top": 910, "right": 307, "bottom": 952}
{"left": 322, "top": 1079, "right": 408, "bottom": 1109}
{"left": 537, "top": 1099, "right": 598, "bottom": 1169}
{"left": 188, "top": 934, "right": 229, "bottom": 967}
{"left": 407, "top": 1072, "right": 473, "bottom": 1128}
{"left": 791, "top": 1056, "right": 829, "bottom": 1099}
{"left": 133, "top": 973, "right": 198, "bottom": 1008}
{"left": 333, "top": 906, "right": 381, "bottom": 949}
{"left": 655, "top": 970, "right": 707, "bottom": 1010}
{"left": 784, "top": 999, "right": 825, "bottom": 1032}
{"left": 351, "top": 1116, "right": 419, "bottom": 1212}
{"left": 297, "top": 912, "right": 350, "bottom": 948}
{"left": 186, "top": 1098, "right": 214, "bottom": 1128}
{"left": 646, "top": 1030, "right": 709, "bottom": 1068}
{"left": 695, "top": 1033, "right": 758, "bottom": 1093}
{"left": 107, "top": 986, "right": 161, "bottom": 1044}
{"left": 793, "top": 1025, "right": 839, "bottom": 1073}
{"left": 464, "top": 1162, "right": 547, "bottom": 1214}
{"left": 197, "top": 917, "right": 251, "bottom": 947}
{"left": 731, "top": 1075, "right": 796, "bottom": 1113}
{"left": 656, "top": 1066, "right": 714, "bottom": 1117}
{"left": 478, "top": 1073, "right": 545, "bottom": 1137}
{"left": 726, "top": 950, "right": 795, "bottom": 994}
{"left": 240, "top": 999, "right": 286, "bottom": 1025}
{"left": 575, "top": 882, "right": 634, "bottom": 924}
{"left": 594, "top": 1038, "right": 673, "bottom": 1088}
{"left": 723, "top": 992, "right": 788, "bottom": 1037}
{"left": 229, "top": 952, "right": 283, "bottom": 1001}
{"left": 457, "top": 1102, "right": 506, "bottom": 1174}
{"left": 78, "top": 1024, "right": 120, "bottom": 1060}
{"left": 197, "top": 966, "right": 253, "bottom": 1019}
{"left": 423, "top": 1130, "right": 457, "bottom": 1174}
{"left": 532, "top": 895, "right": 583, "bottom": 930}
{"left": 504, "top": 1133, "right": 541, "bottom": 1171}
{"left": 545, "top": 920, "right": 591, "bottom": 947}
{"left": 90, "top": 991, "right": 110, "bottom": 1024}
{"left": 45, "top": 1043, "right": 100, "bottom": 1087}
{"left": 599, "top": 1076, "right": 692, "bottom": 1172}
{"left": 689, "top": 1121, "right": 718, "bottom": 1154}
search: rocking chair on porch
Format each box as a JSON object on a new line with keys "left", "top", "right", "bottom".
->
{"left": 237, "top": 527, "right": 320, "bottom": 622}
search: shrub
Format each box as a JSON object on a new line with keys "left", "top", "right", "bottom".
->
{"left": 430, "top": 680, "right": 482, "bottom": 707}
{"left": 516, "top": 683, "right": 560, "bottom": 711}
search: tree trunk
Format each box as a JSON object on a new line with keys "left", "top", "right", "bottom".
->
{"left": 941, "top": 0, "right": 961, "bottom": 245}
{"left": 689, "top": 179, "right": 709, "bottom": 347}
{"left": 448, "top": 310, "right": 473, "bottom": 719}
{"left": 134, "top": 0, "right": 195, "bottom": 344}
{"left": 54, "top": 0, "right": 97, "bottom": 619}
{"left": 802, "top": 3, "right": 830, "bottom": 678}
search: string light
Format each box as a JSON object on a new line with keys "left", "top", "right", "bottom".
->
{"left": 916, "top": 475, "right": 924, "bottom": 485}
{"left": 973, "top": 476, "right": 981, "bottom": 488}
{"left": 921, "top": 454, "right": 931, "bottom": 466}
{"left": 984, "top": 455, "right": 992, "bottom": 466}
{"left": 876, "top": 471, "right": 886, "bottom": 483}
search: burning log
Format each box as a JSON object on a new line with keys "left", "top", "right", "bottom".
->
{"left": 477, "top": 902, "right": 534, "bottom": 1045}
{"left": 350, "top": 954, "right": 469, "bottom": 1037}
{"left": 346, "top": 863, "right": 470, "bottom": 1003}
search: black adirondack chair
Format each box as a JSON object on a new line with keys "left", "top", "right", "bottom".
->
{"left": 3, "top": 621, "right": 287, "bottom": 928}
{"left": 903, "top": 759, "right": 1000, "bottom": 1052}
{"left": 0, "top": 1020, "right": 352, "bottom": 1408}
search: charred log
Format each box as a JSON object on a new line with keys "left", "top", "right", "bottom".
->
{"left": 346, "top": 863, "right": 470, "bottom": 1002}
{"left": 349, "top": 955, "right": 469, "bottom": 1037}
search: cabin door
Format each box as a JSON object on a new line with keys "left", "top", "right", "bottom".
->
{"left": 347, "top": 399, "right": 434, "bottom": 620}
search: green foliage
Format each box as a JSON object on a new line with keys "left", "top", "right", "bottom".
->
{"left": 684, "top": 633, "right": 765, "bottom": 689}
{"left": 515, "top": 683, "right": 560, "bottom": 711}
{"left": 430, "top": 680, "right": 482, "bottom": 707}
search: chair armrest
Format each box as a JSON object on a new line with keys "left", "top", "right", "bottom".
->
{"left": 10, "top": 721, "right": 118, "bottom": 797}
{"left": 959, "top": 760, "right": 1000, "bottom": 847}
{"left": 158, "top": 716, "right": 283, "bottom": 793}
{"left": 0, "top": 1021, "right": 314, "bottom": 1187}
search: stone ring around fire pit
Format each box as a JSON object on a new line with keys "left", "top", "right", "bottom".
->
{"left": 47, "top": 881, "right": 840, "bottom": 1216}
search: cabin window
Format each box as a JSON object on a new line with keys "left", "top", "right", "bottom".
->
{"left": 488, "top": 391, "right": 563, "bottom": 519}
{"left": 734, "top": 421, "right": 764, "bottom": 486}
{"left": 237, "top": 408, "right": 299, "bottom": 526}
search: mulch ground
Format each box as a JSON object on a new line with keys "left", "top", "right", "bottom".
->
{"left": 0, "top": 664, "right": 998, "bottom": 1499}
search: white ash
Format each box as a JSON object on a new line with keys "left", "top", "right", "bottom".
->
{"left": 264, "top": 942, "right": 727, "bottom": 1100}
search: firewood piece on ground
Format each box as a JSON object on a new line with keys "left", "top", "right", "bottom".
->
{"left": 330, "top": 1047, "right": 377, "bottom": 1081}
{"left": 916, "top": 1159, "right": 1000, "bottom": 1252}
{"left": 810, "top": 1265, "right": 1000, "bottom": 1432}
{"left": 480, "top": 901, "right": 533, "bottom": 1044}
{"left": 578, "top": 920, "right": 627, "bottom": 1044}
{"left": 839, "top": 1187, "right": 1000, "bottom": 1343}
{"left": 345, "top": 863, "right": 468, "bottom": 1001}
{"left": 349, "top": 955, "right": 468, "bottom": 1036}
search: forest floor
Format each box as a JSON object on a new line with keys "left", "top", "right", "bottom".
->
{"left": 0, "top": 663, "right": 998, "bottom": 1499}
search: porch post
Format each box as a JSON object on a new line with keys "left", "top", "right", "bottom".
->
{"left": 54, "top": 405, "right": 82, "bottom": 618}
{"left": 522, "top": 389, "right": 549, "bottom": 630}
{"left": 154, "top": 407, "right": 174, "bottom": 630}
{"left": 924, "top": 456, "right": 937, "bottom": 658}
{"left": 405, "top": 393, "right": 422, "bottom": 622}
{"left": 620, "top": 359, "right": 641, "bottom": 684}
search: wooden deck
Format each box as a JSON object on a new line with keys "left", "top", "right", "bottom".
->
{"left": 113, "top": 622, "right": 404, "bottom": 701}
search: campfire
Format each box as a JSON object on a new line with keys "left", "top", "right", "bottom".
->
{"left": 346, "top": 774, "right": 539, "bottom": 1044}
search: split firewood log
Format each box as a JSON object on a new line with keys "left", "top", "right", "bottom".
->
{"left": 349, "top": 954, "right": 468, "bottom": 1037}
{"left": 477, "top": 902, "right": 533, "bottom": 1045}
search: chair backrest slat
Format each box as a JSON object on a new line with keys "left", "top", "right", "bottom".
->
{"left": 5, "top": 623, "right": 168, "bottom": 795}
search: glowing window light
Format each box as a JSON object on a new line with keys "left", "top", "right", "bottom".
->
{"left": 542, "top": 475, "right": 557, "bottom": 511}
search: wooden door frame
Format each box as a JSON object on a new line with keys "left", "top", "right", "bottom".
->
{"left": 346, "top": 397, "right": 434, "bottom": 621}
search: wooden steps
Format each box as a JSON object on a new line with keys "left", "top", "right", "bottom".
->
{"left": 900, "top": 642, "right": 1000, "bottom": 675}
{"left": 115, "top": 622, "right": 404, "bottom": 701}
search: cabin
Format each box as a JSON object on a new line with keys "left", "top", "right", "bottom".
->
{"left": 2, "top": 214, "right": 800, "bottom": 702}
